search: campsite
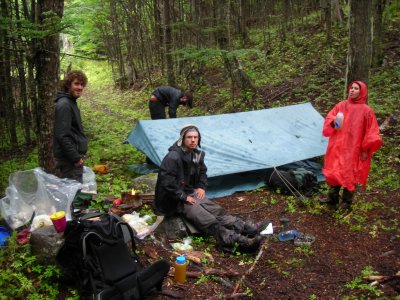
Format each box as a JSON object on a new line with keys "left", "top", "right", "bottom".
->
{"left": 0, "top": 1, "right": 399, "bottom": 299}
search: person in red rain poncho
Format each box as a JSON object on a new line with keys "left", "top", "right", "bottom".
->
{"left": 321, "top": 80, "right": 382, "bottom": 211}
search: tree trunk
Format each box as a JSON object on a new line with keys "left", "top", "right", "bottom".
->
{"left": 14, "top": 0, "right": 31, "bottom": 144}
{"left": 321, "top": 0, "right": 332, "bottom": 43}
{"left": 280, "top": 0, "right": 290, "bottom": 41}
{"left": 22, "top": 0, "right": 38, "bottom": 144}
{"left": 345, "top": 0, "right": 372, "bottom": 91}
{"left": 216, "top": 0, "right": 256, "bottom": 110}
{"left": 0, "top": 0, "right": 18, "bottom": 146}
{"left": 163, "top": 0, "right": 175, "bottom": 86}
{"left": 331, "top": 0, "right": 343, "bottom": 23}
{"left": 35, "top": 0, "right": 64, "bottom": 173}
{"left": 371, "top": 0, "right": 385, "bottom": 67}
{"left": 109, "top": 0, "right": 126, "bottom": 88}
{"left": 121, "top": 0, "right": 140, "bottom": 87}
{"left": 153, "top": 0, "right": 164, "bottom": 75}
{"left": 239, "top": 0, "right": 250, "bottom": 46}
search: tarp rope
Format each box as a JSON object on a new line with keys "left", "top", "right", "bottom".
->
{"left": 271, "top": 167, "right": 307, "bottom": 202}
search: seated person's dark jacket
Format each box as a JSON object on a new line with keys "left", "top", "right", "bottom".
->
{"left": 154, "top": 143, "right": 207, "bottom": 217}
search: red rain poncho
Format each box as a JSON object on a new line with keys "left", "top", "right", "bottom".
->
{"left": 322, "top": 81, "right": 382, "bottom": 191}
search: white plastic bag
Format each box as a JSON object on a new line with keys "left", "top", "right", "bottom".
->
{"left": 30, "top": 214, "right": 53, "bottom": 231}
{"left": 0, "top": 168, "right": 83, "bottom": 229}
{"left": 0, "top": 186, "right": 34, "bottom": 229}
{"left": 82, "top": 166, "right": 97, "bottom": 194}
{"left": 121, "top": 212, "right": 164, "bottom": 240}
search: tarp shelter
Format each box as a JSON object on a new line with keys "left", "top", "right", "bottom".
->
{"left": 127, "top": 102, "right": 328, "bottom": 198}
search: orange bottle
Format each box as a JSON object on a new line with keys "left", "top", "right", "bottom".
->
{"left": 174, "top": 255, "right": 187, "bottom": 283}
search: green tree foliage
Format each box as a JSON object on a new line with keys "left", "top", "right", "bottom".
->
{"left": 63, "top": 0, "right": 106, "bottom": 57}
{"left": 0, "top": 2, "right": 399, "bottom": 299}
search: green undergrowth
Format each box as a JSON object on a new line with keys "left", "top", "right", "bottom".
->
{"left": 0, "top": 232, "right": 74, "bottom": 299}
{"left": 0, "top": 9, "right": 399, "bottom": 300}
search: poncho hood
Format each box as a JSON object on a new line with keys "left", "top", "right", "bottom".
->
{"left": 348, "top": 80, "right": 368, "bottom": 104}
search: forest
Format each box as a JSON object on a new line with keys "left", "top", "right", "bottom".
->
{"left": 0, "top": 0, "right": 399, "bottom": 299}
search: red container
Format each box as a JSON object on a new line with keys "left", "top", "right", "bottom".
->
{"left": 50, "top": 211, "right": 67, "bottom": 233}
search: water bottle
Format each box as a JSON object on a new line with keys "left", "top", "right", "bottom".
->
{"left": 334, "top": 112, "right": 344, "bottom": 129}
{"left": 174, "top": 255, "right": 187, "bottom": 283}
{"left": 278, "top": 217, "right": 298, "bottom": 242}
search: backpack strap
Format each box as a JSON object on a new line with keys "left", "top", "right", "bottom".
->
{"left": 80, "top": 212, "right": 104, "bottom": 221}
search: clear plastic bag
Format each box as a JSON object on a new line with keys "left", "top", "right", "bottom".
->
{"left": 82, "top": 166, "right": 97, "bottom": 194}
{"left": 0, "top": 168, "right": 86, "bottom": 229}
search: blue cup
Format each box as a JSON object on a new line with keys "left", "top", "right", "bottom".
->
{"left": 0, "top": 226, "right": 11, "bottom": 246}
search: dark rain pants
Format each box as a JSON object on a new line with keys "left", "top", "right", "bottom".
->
{"left": 182, "top": 196, "right": 247, "bottom": 246}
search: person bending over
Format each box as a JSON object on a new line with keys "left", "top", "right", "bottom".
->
{"left": 149, "top": 86, "right": 192, "bottom": 119}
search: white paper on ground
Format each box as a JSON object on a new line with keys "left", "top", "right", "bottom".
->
{"left": 260, "top": 222, "right": 273, "bottom": 235}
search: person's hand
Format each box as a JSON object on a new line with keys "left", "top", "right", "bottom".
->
{"left": 186, "top": 195, "right": 196, "bottom": 205}
{"left": 74, "top": 158, "right": 84, "bottom": 167}
{"left": 361, "top": 151, "right": 368, "bottom": 161}
{"left": 195, "top": 188, "right": 205, "bottom": 199}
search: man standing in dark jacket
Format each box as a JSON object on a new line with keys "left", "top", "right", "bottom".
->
{"left": 149, "top": 86, "right": 193, "bottom": 119}
{"left": 53, "top": 70, "right": 88, "bottom": 183}
{"left": 154, "top": 124, "right": 262, "bottom": 252}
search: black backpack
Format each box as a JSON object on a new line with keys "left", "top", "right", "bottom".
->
{"left": 265, "top": 167, "right": 318, "bottom": 196}
{"left": 56, "top": 213, "right": 170, "bottom": 299}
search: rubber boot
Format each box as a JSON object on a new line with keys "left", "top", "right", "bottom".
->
{"left": 205, "top": 223, "right": 220, "bottom": 237}
{"left": 320, "top": 186, "right": 341, "bottom": 210}
{"left": 237, "top": 234, "right": 262, "bottom": 252}
{"left": 339, "top": 188, "right": 354, "bottom": 211}
{"left": 241, "top": 220, "right": 258, "bottom": 236}
{"left": 214, "top": 226, "right": 261, "bottom": 253}
{"left": 241, "top": 220, "right": 270, "bottom": 237}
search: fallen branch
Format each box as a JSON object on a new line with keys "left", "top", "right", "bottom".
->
{"left": 232, "top": 239, "right": 268, "bottom": 294}
{"left": 204, "top": 268, "right": 239, "bottom": 277}
{"left": 209, "top": 293, "right": 247, "bottom": 300}
{"left": 379, "top": 250, "right": 396, "bottom": 257}
{"left": 185, "top": 268, "right": 239, "bottom": 278}
{"left": 138, "top": 193, "right": 155, "bottom": 202}
{"left": 157, "top": 288, "right": 184, "bottom": 298}
{"left": 379, "top": 115, "right": 392, "bottom": 131}
{"left": 173, "top": 250, "right": 214, "bottom": 265}
{"left": 364, "top": 271, "right": 400, "bottom": 283}
{"left": 173, "top": 251, "right": 201, "bottom": 264}
{"left": 364, "top": 275, "right": 391, "bottom": 281}
{"left": 231, "top": 208, "right": 262, "bottom": 215}
{"left": 168, "top": 267, "right": 239, "bottom": 279}
{"left": 379, "top": 111, "right": 400, "bottom": 130}
{"left": 142, "top": 245, "right": 159, "bottom": 259}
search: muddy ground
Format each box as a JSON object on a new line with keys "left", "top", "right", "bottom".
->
{"left": 136, "top": 184, "right": 399, "bottom": 300}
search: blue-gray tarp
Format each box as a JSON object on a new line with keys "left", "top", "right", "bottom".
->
{"left": 127, "top": 102, "right": 328, "bottom": 198}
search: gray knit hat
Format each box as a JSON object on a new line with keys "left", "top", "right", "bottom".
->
{"left": 177, "top": 124, "right": 201, "bottom": 148}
